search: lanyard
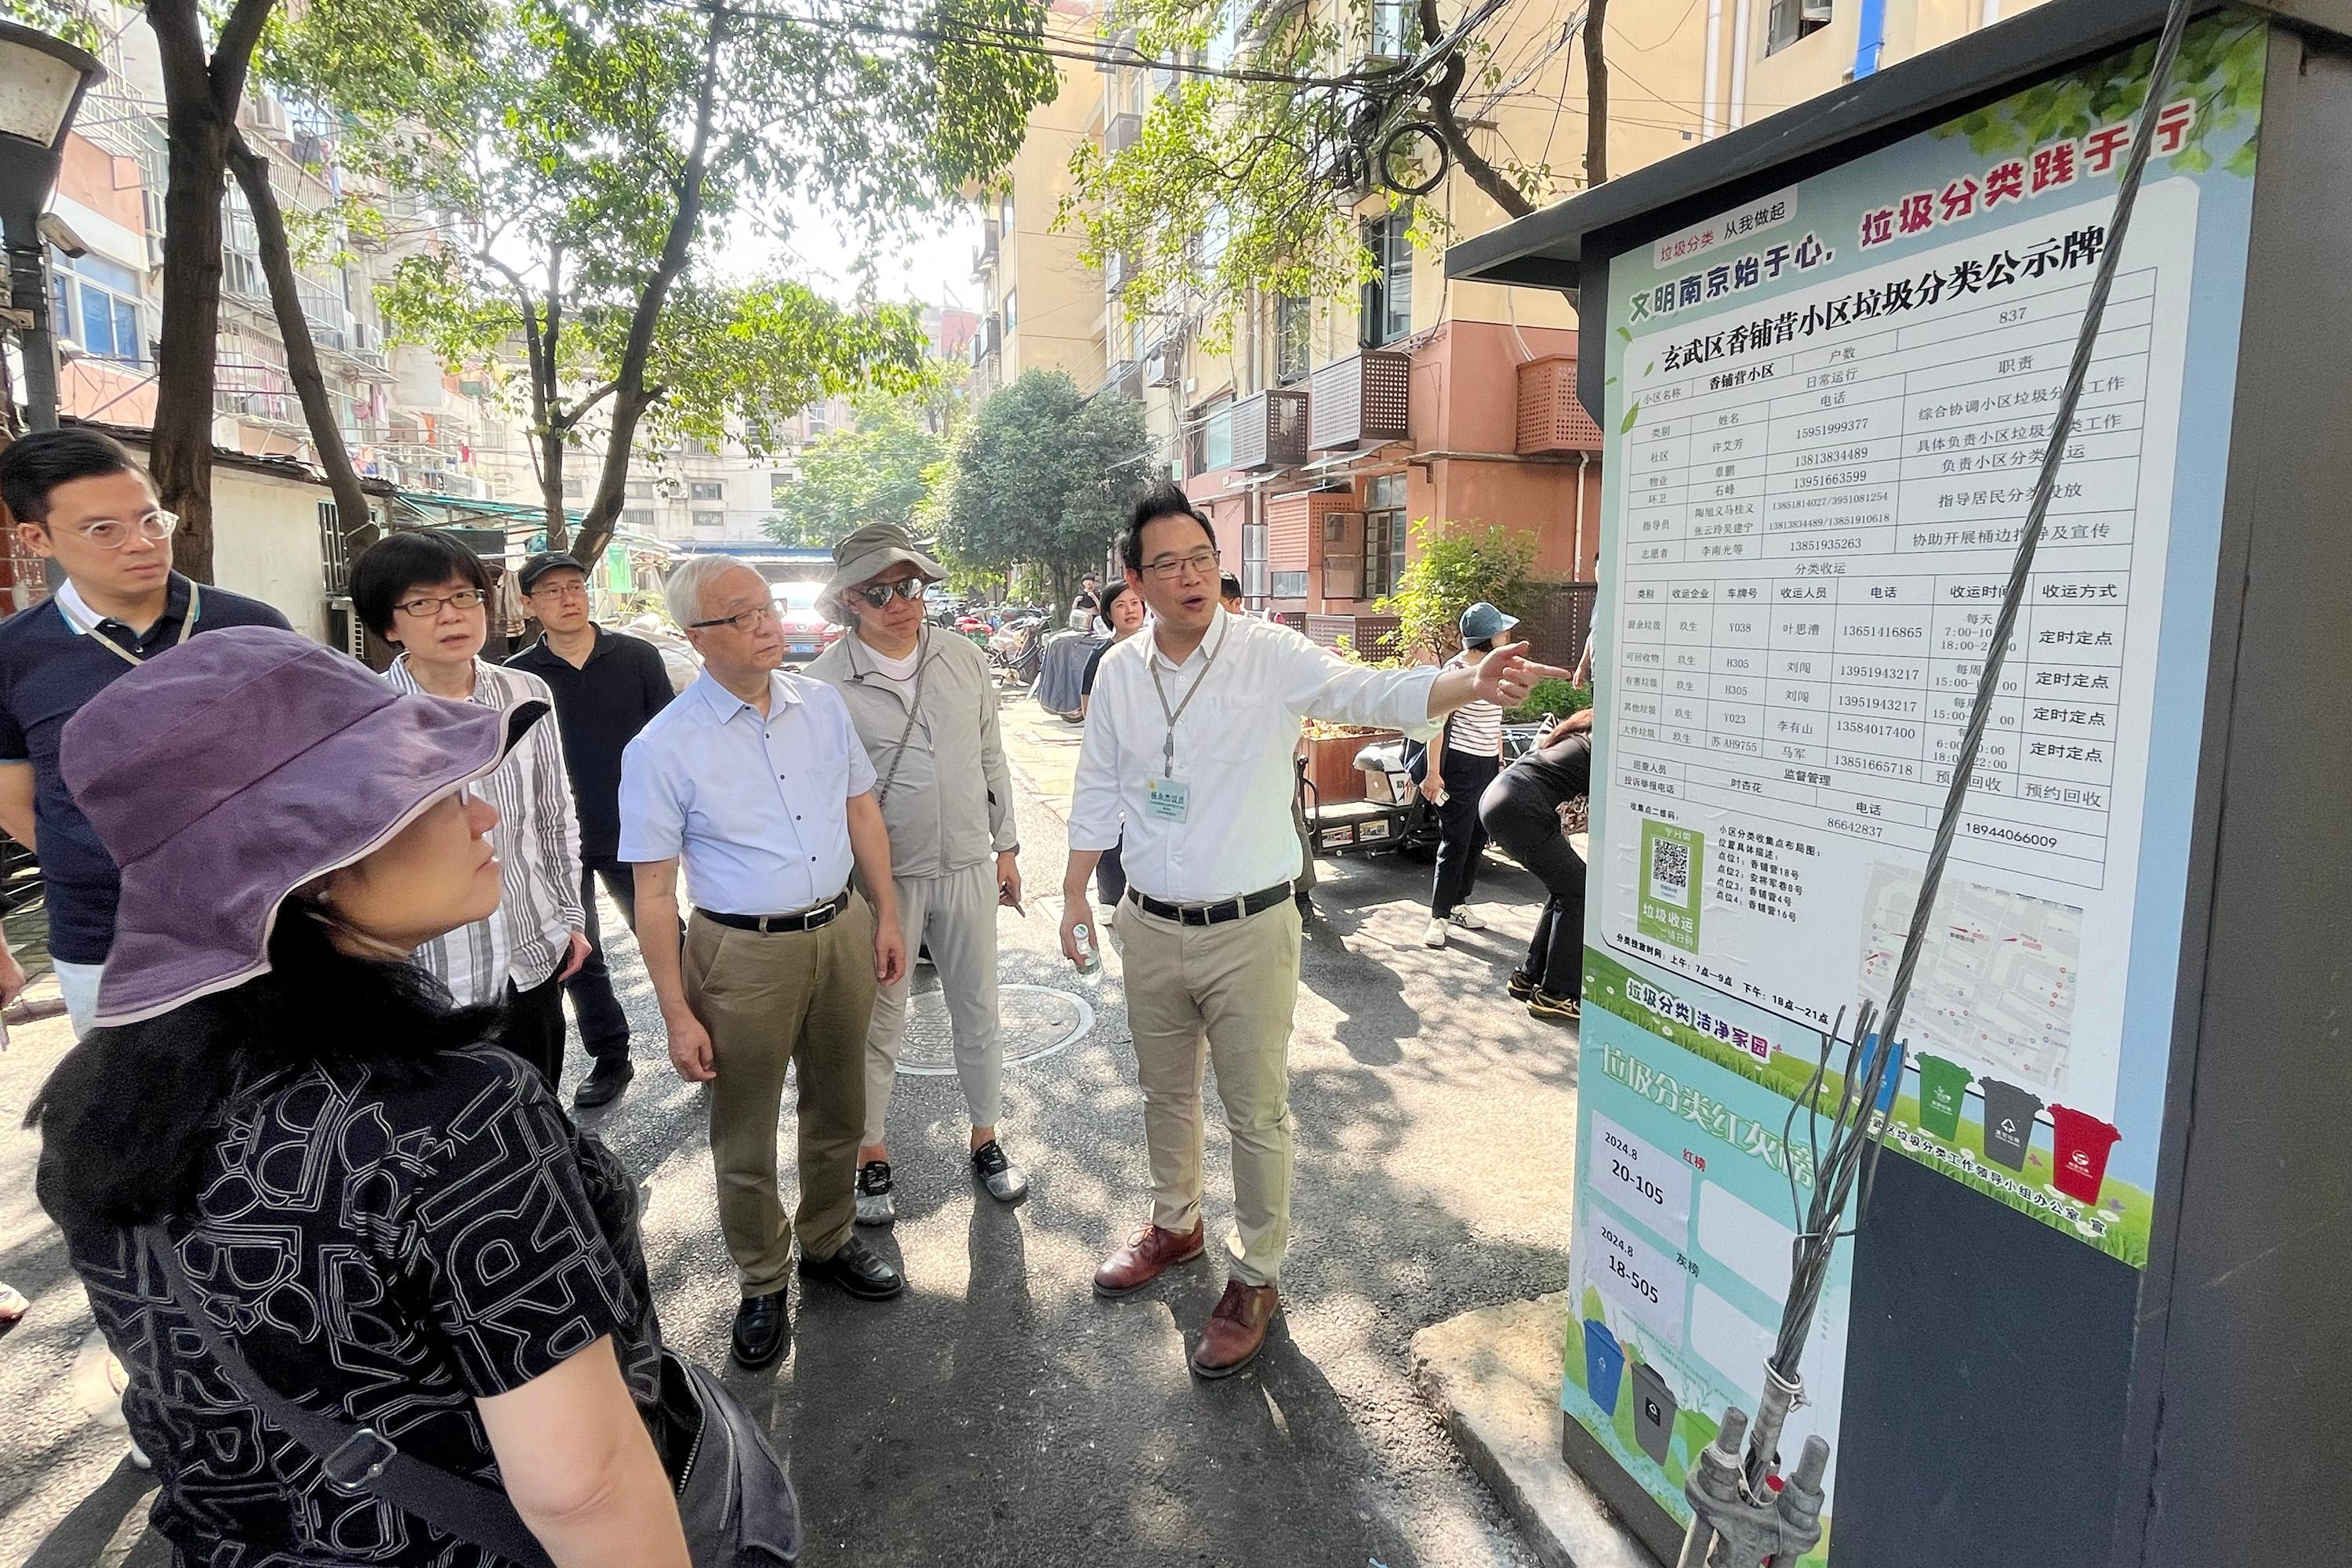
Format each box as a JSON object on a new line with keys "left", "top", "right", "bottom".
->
{"left": 1146, "top": 612, "right": 1230, "bottom": 776}
{"left": 869, "top": 630, "right": 934, "bottom": 808}
{"left": 60, "top": 582, "right": 201, "bottom": 668}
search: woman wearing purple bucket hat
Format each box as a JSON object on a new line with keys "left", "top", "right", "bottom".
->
{"left": 23, "top": 626, "right": 702, "bottom": 1567}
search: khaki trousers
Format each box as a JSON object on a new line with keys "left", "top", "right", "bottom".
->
{"left": 685, "top": 898, "right": 876, "bottom": 1294}
{"left": 864, "top": 860, "right": 1004, "bottom": 1145}
{"left": 1112, "top": 895, "right": 1304, "bottom": 1287}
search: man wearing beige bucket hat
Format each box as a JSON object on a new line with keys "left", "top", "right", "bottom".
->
{"left": 808, "top": 523, "right": 1029, "bottom": 1225}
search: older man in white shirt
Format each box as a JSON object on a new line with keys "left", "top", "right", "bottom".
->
{"left": 1062, "top": 481, "right": 1563, "bottom": 1378}
{"left": 622, "top": 555, "right": 910, "bottom": 1373}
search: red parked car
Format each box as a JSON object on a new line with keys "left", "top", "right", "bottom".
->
{"left": 771, "top": 580, "right": 843, "bottom": 664}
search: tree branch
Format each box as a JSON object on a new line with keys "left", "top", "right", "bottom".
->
{"left": 1583, "top": 0, "right": 1610, "bottom": 187}
{"left": 1417, "top": 0, "right": 1534, "bottom": 220}
{"left": 209, "top": 0, "right": 278, "bottom": 111}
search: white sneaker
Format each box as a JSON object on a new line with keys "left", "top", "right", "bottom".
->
{"left": 1422, "top": 919, "right": 1449, "bottom": 948}
{"left": 1448, "top": 908, "right": 1487, "bottom": 931}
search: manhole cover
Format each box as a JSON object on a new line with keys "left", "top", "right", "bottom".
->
{"left": 895, "top": 982, "right": 1094, "bottom": 1076}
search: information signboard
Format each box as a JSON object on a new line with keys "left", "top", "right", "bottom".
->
{"left": 1564, "top": 16, "right": 2268, "bottom": 1555}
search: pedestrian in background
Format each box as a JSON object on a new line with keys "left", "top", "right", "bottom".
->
{"left": 1483, "top": 710, "right": 1595, "bottom": 1020}
{"left": 1079, "top": 578, "right": 1145, "bottom": 909}
{"left": 1421, "top": 601, "right": 1515, "bottom": 949}
{"left": 622, "top": 555, "right": 909, "bottom": 1372}
{"left": 1062, "top": 482, "right": 1563, "bottom": 1377}
{"left": 31, "top": 626, "right": 692, "bottom": 1568}
{"left": 508, "top": 550, "right": 677, "bottom": 1109}
{"left": 354, "top": 532, "right": 589, "bottom": 1087}
{"left": 1069, "top": 574, "right": 1102, "bottom": 632}
{"left": 807, "top": 524, "right": 1030, "bottom": 1228}
{"left": 0, "top": 429, "right": 289, "bottom": 1036}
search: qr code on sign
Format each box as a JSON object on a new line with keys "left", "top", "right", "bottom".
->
{"left": 1650, "top": 837, "right": 1691, "bottom": 902}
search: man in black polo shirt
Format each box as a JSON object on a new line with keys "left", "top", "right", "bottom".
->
{"left": 507, "top": 550, "right": 676, "bottom": 1107}
{"left": 0, "top": 430, "right": 290, "bottom": 1036}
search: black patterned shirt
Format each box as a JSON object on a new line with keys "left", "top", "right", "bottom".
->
{"left": 63, "top": 1046, "right": 663, "bottom": 1566}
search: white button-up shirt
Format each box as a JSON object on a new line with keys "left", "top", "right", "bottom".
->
{"left": 618, "top": 669, "right": 876, "bottom": 914}
{"left": 1069, "top": 608, "right": 1438, "bottom": 902}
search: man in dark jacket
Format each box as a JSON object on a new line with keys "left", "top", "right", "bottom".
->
{"left": 508, "top": 550, "right": 677, "bottom": 1106}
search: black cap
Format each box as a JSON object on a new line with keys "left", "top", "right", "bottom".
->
{"left": 517, "top": 550, "right": 588, "bottom": 593}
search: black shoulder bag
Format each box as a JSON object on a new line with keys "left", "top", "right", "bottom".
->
{"left": 138, "top": 1227, "right": 799, "bottom": 1566}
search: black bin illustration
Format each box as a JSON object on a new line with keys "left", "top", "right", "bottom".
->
{"left": 1632, "top": 1361, "right": 1679, "bottom": 1465}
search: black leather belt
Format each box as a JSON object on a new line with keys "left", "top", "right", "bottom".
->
{"left": 699, "top": 891, "right": 849, "bottom": 934}
{"left": 1128, "top": 881, "right": 1294, "bottom": 927}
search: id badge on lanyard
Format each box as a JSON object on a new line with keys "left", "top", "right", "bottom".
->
{"left": 1146, "top": 615, "right": 1229, "bottom": 826}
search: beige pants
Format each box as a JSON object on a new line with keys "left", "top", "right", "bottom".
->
{"left": 864, "top": 860, "right": 1004, "bottom": 1145}
{"left": 1112, "top": 894, "right": 1304, "bottom": 1287}
{"left": 685, "top": 899, "right": 876, "bottom": 1294}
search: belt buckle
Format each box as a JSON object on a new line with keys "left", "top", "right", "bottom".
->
{"left": 1227, "top": 896, "right": 1247, "bottom": 923}
{"left": 322, "top": 1427, "right": 396, "bottom": 1492}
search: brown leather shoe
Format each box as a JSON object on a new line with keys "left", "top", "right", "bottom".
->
{"left": 1092, "top": 1219, "right": 1207, "bottom": 1298}
{"left": 1189, "top": 1279, "right": 1279, "bottom": 1379}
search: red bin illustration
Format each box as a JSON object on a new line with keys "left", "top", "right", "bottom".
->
{"left": 2048, "top": 1105, "right": 2121, "bottom": 1204}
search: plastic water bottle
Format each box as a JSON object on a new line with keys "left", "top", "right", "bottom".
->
{"left": 1072, "top": 921, "right": 1102, "bottom": 978}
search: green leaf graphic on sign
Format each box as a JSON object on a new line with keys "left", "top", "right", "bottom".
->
{"left": 1616, "top": 325, "right": 1633, "bottom": 343}
{"left": 1621, "top": 401, "right": 1642, "bottom": 434}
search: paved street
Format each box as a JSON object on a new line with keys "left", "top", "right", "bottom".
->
{"left": 0, "top": 690, "right": 1584, "bottom": 1568}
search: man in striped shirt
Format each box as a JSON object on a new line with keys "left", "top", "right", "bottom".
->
{"left": 353, "top": 532, "right": 588, "bottom": 1086}
{"left": 1421, "top": 601, "right": 1515, "bottom": 949}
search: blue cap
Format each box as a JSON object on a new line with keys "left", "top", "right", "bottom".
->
{"left": 1459, "top": 601, "right": 1519, "bottom": 644}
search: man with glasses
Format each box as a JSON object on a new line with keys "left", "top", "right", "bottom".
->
{"left": 807, "top": 523, "right": 1028, "bottom": 1228}
{"left": 0, "top": 430, "right": 289, "bottom": 1036}
{"left": 507, "top": 550, "right": 676, "bottom": 1109}
{"left": 1062, "top": 481, "right": 1566, "bottom": 1378}
{"left": 351, "top": 531, "right": 589, "bottom": 1086}
{"left": 622, "top": 555, "right": 910, "bottom": 1370}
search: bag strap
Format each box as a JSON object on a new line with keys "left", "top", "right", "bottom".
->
{"left": 873, "top": 630, "right": 934, "bottom": 808}
{"left": 138, "top": 1226, "right": 557, "bottom": 1568}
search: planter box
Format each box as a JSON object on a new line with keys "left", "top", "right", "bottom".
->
{"left": 1296, "top": 728, "right": 1399, "bottom": 804}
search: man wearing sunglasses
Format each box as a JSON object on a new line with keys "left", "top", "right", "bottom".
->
{"left": 0, "top": 429, "right": 289, "bottom": 1036}
{"left": 807, "top": 523, "right": 1028, "bottom": 1229}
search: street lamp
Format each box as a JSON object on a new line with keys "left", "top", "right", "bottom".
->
{"left": 0, "top": 20, "right": 103, "bottom": 434}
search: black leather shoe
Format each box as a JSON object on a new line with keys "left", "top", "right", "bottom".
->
{"left": 798, "top": 1236, "right": 906, "bottom": 1301}
{"left": 730, "top": 1288, "right": 790, "bottom": 1369}
{"left": 573, "top": 1056, "right": 635, "bottom": 1109}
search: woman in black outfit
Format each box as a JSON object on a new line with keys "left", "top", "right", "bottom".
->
{"left": 1080, "top": 579, "right": 1145, "bottom": 906}
{"left": 1480, "top": 712, "right": 1595, "bottom": 1021}
{"left": 27, "top": 627, "right": 691, "bottom": 1568}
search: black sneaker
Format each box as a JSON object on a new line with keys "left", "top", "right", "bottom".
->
{"left": 970, "top": 1139, "right": 1030, "bottom": 1203}
{"left": 855, "top": 1160, "right": 896, "bottom": 1227}
{"left": 1507, "top": 970, "right": 1538, "bottom": 1001}
{"left": 1528, "top": 990, "right": 1581, "bottom": 1022}
{"left": 573, "top": 1055, "right": 635, "bottom": 1109}
{"left": 799, "top": 1236, "right": 906, "bottom": 1301}
{"left": 730, "top": 1288, "right": 790, "bottom": 1369}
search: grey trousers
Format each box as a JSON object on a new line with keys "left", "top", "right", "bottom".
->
{"left": 864, "top": 860, "right": 1004, "bottom": 1144}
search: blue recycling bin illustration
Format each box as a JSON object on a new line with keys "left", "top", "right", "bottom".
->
{"left": 1584, "top": 1319, "right": 1627, "bottom": 1416}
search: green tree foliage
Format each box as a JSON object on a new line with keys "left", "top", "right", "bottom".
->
{"left": 1376, "top": 519, "right": 1534, "bottom": 661}
{"left": 937, "top": 370, "right": 1149, "bottom": 600}
{"left": 1062, "top": 0, "right": 1590, "bottom": 345}
{"left": 764, "top": 395, "right": 946, "bottom": 547}
{"left": 270, "top": 0, "right": 1058, "bottom": 558}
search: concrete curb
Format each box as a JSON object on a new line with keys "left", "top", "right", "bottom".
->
{"left": 1411, "top": 1293, "right": 1664, "bottom": 1568}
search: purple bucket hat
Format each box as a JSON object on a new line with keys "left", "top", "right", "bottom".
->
{"left": 58, "top": 626, "right": 546, "bottom": 1027}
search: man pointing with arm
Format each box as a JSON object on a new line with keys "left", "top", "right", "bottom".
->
{"left": 1062, "top": 482, "right": 1565, "bottom": 1378}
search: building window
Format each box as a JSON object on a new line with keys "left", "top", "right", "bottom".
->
{"left": 1767, "top": 0, "right": 1832, "bottom": 54}
{"left": 771, "top": 471, "right": 791, "bottom": 504}
{"left": 1360, "top": 209, "right": 1414, "bottom": 347}
{"left": 50, "top": 250, "right": 143, "bottom": 364}
{"left": 1003, "top": 289, "right": 1017, "bottom": 333}
{"left": 561, "top": 476, "right": 585, "bottom": 499}
{"left": 690, "top": 481, "right": 724, "bottom": 501}
{"left": 681, "top": 436, "right": 712, "bottom": 457}
{"left": 625, "top": 479, "right": 654, "bottom": 500}
{"left": 1188, "top": 398, "right": 1233, "bottom": 476}
{"left": 1271, "top": 571, "right": 1308, "bottom": 599}
{"left": 1276, "top": 295, "right": 1311, "bottom": 384}
{"left": 1243, "top": 518, "right": 1268, "bottom": 598}
{"left": 622, "top": 507, "right": 655, "bottom": 531}
{"left": 691, "top": 510, "right": 725, "bottom": 530}
{"left": 1364, "top": 473, "right": 1410, "bottom": 599}
{"left": 1370, "top": 0, "right": 1415, "bottom": 59}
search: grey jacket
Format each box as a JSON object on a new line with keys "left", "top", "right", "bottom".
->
{"left": 805, "top": 626, "right": 1017, "bottom": 880}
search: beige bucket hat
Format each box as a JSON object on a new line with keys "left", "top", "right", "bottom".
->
{"left": 818, "top": 521, "right": 945, "bottom": 622}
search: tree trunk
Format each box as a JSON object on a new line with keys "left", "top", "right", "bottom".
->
{"left": 1584, "top": 0, "right": 1610, "bottom": 187}
{"left": 571, "top": 6, "right": 728, "bottom": 568}
{"left": 227, "top": 134, "right": 375, "bottom": 556}
{"left": 1417, "top": 0, "right": 1534, "bottom": 221}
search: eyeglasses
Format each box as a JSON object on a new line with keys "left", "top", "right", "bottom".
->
{"left": 1143, "top": 547, "right": 1218, "bottom": 580}
{"left": 67, "top": 510, "right": 180, "bottom": 550}
{"left": 855, "top": 578, "right": 927, "bottom": 609}
{"left": 528, "top": 581, "right": 589, "bottom": 602}
{"left": 689, "top": 604, "right": 782, "bottom": 633}
{"left": 394, "top": 589, "right": 488, "bottom": 619}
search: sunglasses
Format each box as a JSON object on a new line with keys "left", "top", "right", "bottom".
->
{"left": 855, "top": 578, "right": 927, "bottom": 609}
